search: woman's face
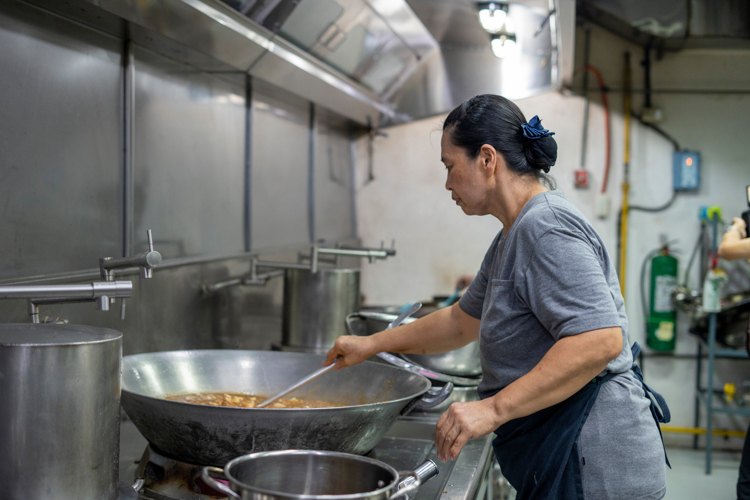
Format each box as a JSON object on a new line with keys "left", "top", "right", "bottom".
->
{"left": 441, "top": 131, "right": 494, "bottom": 216}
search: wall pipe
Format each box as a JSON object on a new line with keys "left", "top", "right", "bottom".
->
{"left": 122, "top": 39, "right": 135, "bottom": 257}
{"left": 349, "top": 128, "right": 359, "bottom": 239}
{"left": 244, "top": 74, "right": 253, "bottom": 251}
{"left": 576, "top": 65, "right": 611, "bottom": 194}
{"left": 618, "top": 52, "right": 632, "bottom": 298}
{"left": 308, "top": 102, "right": 316, "bottom": 244}
{"left": 579, "top": 25, "right": 591, "bottom": 175}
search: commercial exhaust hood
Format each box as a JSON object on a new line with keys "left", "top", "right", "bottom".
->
{"left": 21, "top": 0, "right": 576, "bottom": 126}
{"left": 384, "top": 0, "right": 576, "bottom": 124}
{"left": 22, "top": 0, "right": 438, "bottom": 126}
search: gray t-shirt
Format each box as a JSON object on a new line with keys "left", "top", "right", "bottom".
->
{"left": 459, "top": 191, "right": 666, "bottom": 500}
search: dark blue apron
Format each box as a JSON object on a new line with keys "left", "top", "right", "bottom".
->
{"left": 491, "top": 342, "right": 670, "bottom": 500}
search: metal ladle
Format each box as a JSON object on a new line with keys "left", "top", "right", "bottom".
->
{"left": 258, "top": 303, "right": 422, "bottom": 408}
{"left": 257, "top": 357, "right": 341, "bottom": 408}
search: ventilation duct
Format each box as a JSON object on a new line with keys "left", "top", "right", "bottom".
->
{"left": 578, "top": 0, "right": 750, "bottom": 51}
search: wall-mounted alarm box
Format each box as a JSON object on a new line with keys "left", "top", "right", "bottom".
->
{"left": 673, "top": 150, "right": 700, "bottom": 191}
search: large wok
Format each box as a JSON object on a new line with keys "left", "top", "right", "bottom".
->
{"left": 121, "top": 350, "right": 451, "bottom": 466}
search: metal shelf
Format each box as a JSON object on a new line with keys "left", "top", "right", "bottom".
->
{"left": 693, "top": 312, "right": 750, "bottom": 474}
{"left": 696, "top": 389, "right": 750, "bottom": 417}
{"left": 690, "top": 216, "right": 750, "bottom": 475}
{"left": 696, "top": 336, "right": 748, "bottom": 359}
{"left": 710, "top": 348, "right": 748, "bottom": 359}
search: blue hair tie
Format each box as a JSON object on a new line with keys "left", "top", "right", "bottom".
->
{"left": 521, "top": 115, "right": 555, "bottom": 140}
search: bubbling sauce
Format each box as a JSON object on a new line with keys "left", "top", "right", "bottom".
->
{"left": 164, "top": 392, "right": 337, "bottom": 409}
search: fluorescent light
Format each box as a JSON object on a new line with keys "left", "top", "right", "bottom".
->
{"left": 478, "top": 5, "right": 507, "bottom": 34}
{"left": 491, "top": 35, "right": 517, "bottom": 58}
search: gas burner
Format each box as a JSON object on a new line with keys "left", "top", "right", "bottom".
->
{"left": 133, "top": 445, "right": 226, "bottom": 500}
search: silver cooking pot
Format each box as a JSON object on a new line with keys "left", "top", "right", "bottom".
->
{"left": 346, "top": 311, "right": 482, "bottom": 377}
{"left": 0, "top": 324, "right": 122, "bottom": 500}
{"left": 121, "top": 350, "right": 452, "bottom": 465}
{"left": 201, "top": 450, "right": 436, "bottom": 500}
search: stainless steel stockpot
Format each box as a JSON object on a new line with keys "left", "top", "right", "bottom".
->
{"left": 0, "top": 323, "right": 122, "bottom": 500}
{"left": 201, "top": 450, "right": 422, "bottom": 500}
{"left": 282, "top": 268, "right": 360, "bottom": 352}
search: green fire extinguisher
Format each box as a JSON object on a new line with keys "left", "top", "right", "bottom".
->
{"left": 647, "top": 248, "right": 678, "bottom": 351}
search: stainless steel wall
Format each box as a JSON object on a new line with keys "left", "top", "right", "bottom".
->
{"left": 0, "top": 2, "right": 122, "bottom": 280}
{"left": 133, "top": 47, "right": 247, "bottom": 259}
{"left": 0, "top": 1, "right": 359, "bottom": 355}
{"left": 314, "top": 108, "right": 356, "bottom": 241}
{"left": 251, "top": 80, "right": 312, "bottom": 249}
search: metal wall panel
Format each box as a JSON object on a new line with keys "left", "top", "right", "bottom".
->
{"left": 133, "top": 47, "right": 246, "bottom": 259}
{"left": 314, "top": 109, "right": 355, "bottom": 241}
{"left": 0, "top": 2, "right": 122, "bottom": 279}
{"left": 0, "top": 3, "right": 358, "bottom": 356}
{"left": 250, "top": 80, "right": 310, "bottom": 250}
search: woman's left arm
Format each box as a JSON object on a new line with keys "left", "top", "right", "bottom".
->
{"left": 435, "top": 326, "right": 622, "bottom": 461}
{"left": 718, "top": 217, "right": 750, "bottom": 262}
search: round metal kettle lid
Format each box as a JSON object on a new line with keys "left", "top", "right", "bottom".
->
{"left": 0, "top": 323, "right": 122, "bottom": 347}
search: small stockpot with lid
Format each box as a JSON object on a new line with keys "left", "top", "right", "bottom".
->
{"left": 202, "top": 450, "right": 435, "bottom": 500}
{"left": 0, "top": 323, "right": 123, "bottom": 500}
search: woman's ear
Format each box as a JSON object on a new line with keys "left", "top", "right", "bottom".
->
{"left": 479, "top": 144, "right": 498, "bottom": 175}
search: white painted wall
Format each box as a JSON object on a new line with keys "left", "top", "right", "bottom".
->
{"left": 356, "top": 24, "right": 750, "bottom": 447}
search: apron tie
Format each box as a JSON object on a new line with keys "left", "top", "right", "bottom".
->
{"left": 630, "top": 342, "right": 672, "bottom": 468}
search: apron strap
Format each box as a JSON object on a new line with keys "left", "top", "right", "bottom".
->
{"left": 630, "top": 342, "right": 672, "bottom": 468}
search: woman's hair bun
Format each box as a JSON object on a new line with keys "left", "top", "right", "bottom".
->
{"left": 443, "top": 95, "right": 557, "bottom": 188}
{"left": 523, "top": 136, "right": 557, "bottom": 174}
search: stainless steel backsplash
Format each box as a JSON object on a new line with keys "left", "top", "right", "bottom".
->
{"left": 0, "top": 1, "right": 360, "bottom": 355}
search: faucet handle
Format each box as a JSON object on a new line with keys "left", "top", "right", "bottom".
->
{"left": 142, "top": 229, "right": 162, "bottom": 278}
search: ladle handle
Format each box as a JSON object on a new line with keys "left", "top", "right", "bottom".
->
{"left": 201, "top": 466, "right": 240, "bottom": 499}
{"left": 257, "top": 357, "right": 340, "bottom": 408}
{"left": 387, "top": 302, "right": 422, "bottom": 330}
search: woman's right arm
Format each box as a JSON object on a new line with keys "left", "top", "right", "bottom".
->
{"left": 718, "top": 217, "right": 750, "bottom": 262}
{"left": 324, "top": 303, "right": 480, "bottom": 369}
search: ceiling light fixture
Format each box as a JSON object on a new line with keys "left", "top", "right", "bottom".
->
{"left": 490, "top": 33, "right": 517, "bottom": 58}
{"left": 477, "top": 2, "right": 509, "bottom": 34}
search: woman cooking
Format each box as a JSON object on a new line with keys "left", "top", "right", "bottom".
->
{"left": 325, "top": 95, "right": 670, "bottom": 500}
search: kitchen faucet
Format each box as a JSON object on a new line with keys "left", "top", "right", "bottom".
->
{"left": 0, "top": 230, "right": 161, "bottom": 323}
{"left": 202, "top": 241, "right": 396, "bottom": 294}
{"left": 100, "top": 229, "right": 162, "bottom": 280}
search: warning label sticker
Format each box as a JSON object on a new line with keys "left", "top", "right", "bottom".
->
{"left": 654, "top": 275, "right": 677, "bottom": 313}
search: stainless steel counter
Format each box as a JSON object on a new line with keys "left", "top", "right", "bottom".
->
{"left": 118, "top": 412, "right": 497, "bottom": 500}
{"left": 380, "top": 416, "right": 495, "bottom": 500}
